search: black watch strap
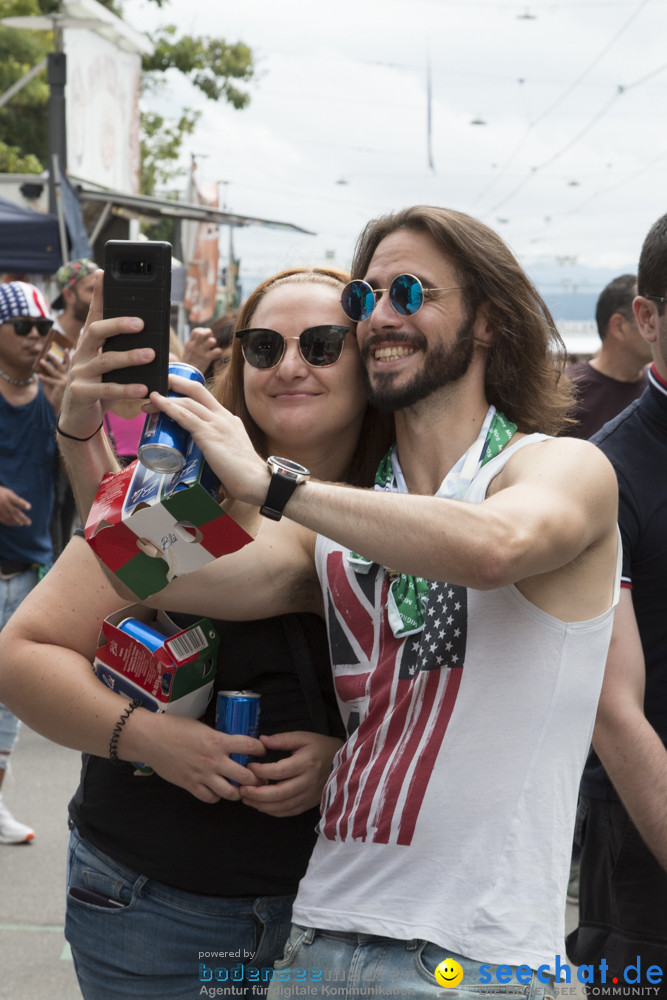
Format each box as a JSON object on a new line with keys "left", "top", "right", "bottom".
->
{"left": 259, "top": 475, "right": 300, "bottom": 521}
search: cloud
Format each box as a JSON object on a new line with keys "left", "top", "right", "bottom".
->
{"left": 132, "top": 0, "right": 667, "bottom": 287}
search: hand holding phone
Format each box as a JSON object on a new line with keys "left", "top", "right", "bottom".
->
{"left": 102, "top": 240, "right": 172, "bottom": 397}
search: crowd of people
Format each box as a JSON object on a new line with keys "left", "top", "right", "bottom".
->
{"left": 0, "top": 204, "right": 665, "bottom": 1000}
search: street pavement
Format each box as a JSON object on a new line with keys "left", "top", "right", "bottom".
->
{"left": 0, "top": 725, "right": 81, "bottom": 1000}
{"left": 0, "top": 725, "right": 585, "bottom": 1000}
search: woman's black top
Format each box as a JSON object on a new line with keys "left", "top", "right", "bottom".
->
{"left": 69, "top": 612, "right": 342, "bottom": 896}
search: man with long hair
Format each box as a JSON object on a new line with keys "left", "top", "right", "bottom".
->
{"left": 137, "top": 206, "right": 620, "bottom": 997}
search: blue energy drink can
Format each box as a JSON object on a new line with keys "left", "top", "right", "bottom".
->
{"left": 215, "top": 691, "right": 261, "bottom": 771}
{"left": 117, "top": 617, "right": 167, "bottom": 653}
{"left": 137, "top": 362, "right": 205, "bottom": 474}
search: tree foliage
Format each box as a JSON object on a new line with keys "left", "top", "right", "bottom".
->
{"left": 0, "top": 0, "right": 253, "bottom": 193}
{"left": 0, "top": 0, "right": 53, "bottom": 171}
{"left": 139, "top": 108, "right": 199, "bottom": 195}
{"left": 139, "top": 28, "right": 252, "bottom": 196}
{"left": 143, "top": 27, "right": 253, "bottom": 110}
{"left": 95, "top": 0, "right": 168, "bottom": 14}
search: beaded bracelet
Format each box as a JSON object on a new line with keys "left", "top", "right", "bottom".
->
{"left": 109, "top": 699, "right": 142, "bottom": 763}
{"left": 56, "top": 418, "right": 104, "bottom": 442}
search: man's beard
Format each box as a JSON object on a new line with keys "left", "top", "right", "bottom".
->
{"left": 72, "top": 294, "right": 90, "bottom": 323}
{"left": 361, "top": 313, "right": 476, "bottom": 412}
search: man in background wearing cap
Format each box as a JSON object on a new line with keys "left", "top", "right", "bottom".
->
{"left": 50, "top": 258, "right": 97, "bottom": 350}
{"left": 50, "top": 259, "right": 97, "bottom": 557}
{"left": 0, "top": 280, "right": 67, "bottom": 844}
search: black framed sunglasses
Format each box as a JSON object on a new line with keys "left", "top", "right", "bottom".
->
{"left": 645, "top": 295, "right": 667, "bottom": 306}
{"left": 236, "top": 324, "right": 350, "bottom": 370}
{"left": 6, "top": 318, "right": 54, "bottom": 337}
{"left": 341, "top": 273, "right": 461, "bottom": 322}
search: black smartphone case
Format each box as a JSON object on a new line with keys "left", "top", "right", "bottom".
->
{"left": 102, "top": 240, "right": 172, "bottom": 397}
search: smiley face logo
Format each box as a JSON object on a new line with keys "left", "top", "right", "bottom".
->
{"left": 435, "top": 958, "right": 464, "bottom": 988}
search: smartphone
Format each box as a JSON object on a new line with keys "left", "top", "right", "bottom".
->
{"left": 68, "top": 885, "right": 126, "bottom": 909}
{"left": 31, "top": 327, "right": 72, "bottom": 374}
{"left": 102, "top": 240, "right": 172, "bottom": 397}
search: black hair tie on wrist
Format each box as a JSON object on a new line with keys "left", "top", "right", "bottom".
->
{"left": 56, "top": 418, "right": 104, "bottom": 442}
{"left": 109, "top": 699, "right": 142, "bottom": 763}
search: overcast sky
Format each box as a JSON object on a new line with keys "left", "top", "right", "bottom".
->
{"left": 129, "top": 0, "right": 667, "bottom": 292}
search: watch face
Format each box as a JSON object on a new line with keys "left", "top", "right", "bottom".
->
{"left": 268, "top": 456, "right": 310, "bottom": 477}
{"left": 261, "top": 455, "right": 310, "bottom": 520}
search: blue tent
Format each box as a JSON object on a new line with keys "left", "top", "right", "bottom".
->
{"left": 0, "top": 196, "right": 61, "bottom": 274}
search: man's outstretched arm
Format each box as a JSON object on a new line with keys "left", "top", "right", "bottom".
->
{"left": 148, "top": 376, "right": 619, "bottom": 611}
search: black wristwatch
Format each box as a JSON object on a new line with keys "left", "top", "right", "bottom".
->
{"left": 259, "top": 456, "right": 311, "bottom": 521}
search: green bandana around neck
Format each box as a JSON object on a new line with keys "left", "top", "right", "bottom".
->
{"left": 348, "top": 408, "right": 517, "bottom": 637}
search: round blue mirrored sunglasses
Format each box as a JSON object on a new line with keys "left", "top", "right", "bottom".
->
{"left": 341, "top": 273, "right": 461, "bottom": 322}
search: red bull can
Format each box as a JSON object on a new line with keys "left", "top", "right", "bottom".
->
{"left": 137, "top": 362, "right": 205, "bottom": 474}
{"left": 215, "top": 691, "right": 261, "bottom": 775}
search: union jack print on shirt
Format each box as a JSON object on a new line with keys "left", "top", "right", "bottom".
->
{"left": 321, "top": 550, "right": 467, "bottom": 847}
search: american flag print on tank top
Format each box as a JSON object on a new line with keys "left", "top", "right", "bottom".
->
{"left": 321, "top": 549, "right": 466, "bottom": 847}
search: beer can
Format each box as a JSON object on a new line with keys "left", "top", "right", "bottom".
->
{"left": 137, "top": 362, "right": 205, "bottom": 474}
{"left": 117, "top": 617, "right": 167, "bottom": 653}
{"left": 215, "top": 691, "right": 261, "bottom": 771}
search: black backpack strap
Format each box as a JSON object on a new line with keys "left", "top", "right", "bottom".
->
{"left": 281, "top": 615, "right": 332, "bottom": 735}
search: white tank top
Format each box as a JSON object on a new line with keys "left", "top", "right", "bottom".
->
{"left": 295, "top": 434, "right": 620, "bottom": 970}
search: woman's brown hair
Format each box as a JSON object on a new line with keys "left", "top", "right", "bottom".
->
{"left": 211, "top": 267, "right": 393, "bottom": 486}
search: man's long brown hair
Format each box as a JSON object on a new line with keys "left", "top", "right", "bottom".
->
{"left": 211, "top": 267, "right": 393, "bottom": 486}
{"left": 351, "top": 206, "right": 575, "bottom": 435}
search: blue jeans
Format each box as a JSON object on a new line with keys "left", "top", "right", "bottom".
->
{"left": 0, "top": 569, "right": 38, "bottom": 768}
{"left": 266, "top": 926, "right": 556, "bottom": 1000}
{"left": 66, "top": 828, "right": 295, "bottom": 999}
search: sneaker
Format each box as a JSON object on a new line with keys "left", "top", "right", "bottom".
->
{"left": 567, "top": 854, "right": 580, "bottom": 904}
{"left": 0, "top": 798, "right": 34, "bottom": 845}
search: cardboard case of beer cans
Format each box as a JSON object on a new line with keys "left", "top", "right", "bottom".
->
{"left": 84, "top": 440, "right": 255, "bottom": 600}
{"left": 93, "top": 604, "right": 219, "bottom": 717}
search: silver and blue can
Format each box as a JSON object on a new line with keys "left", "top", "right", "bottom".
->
{"left": 215, "top": 691, "right": 261, "bottom": 773}
{"left": 117, "top": 617, "right": 167, "bottom": 653}
{"left": 137, "top": 362, "right": 205, "bottom": 474}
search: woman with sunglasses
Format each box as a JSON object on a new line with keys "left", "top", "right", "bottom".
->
{"left": 0, "top": 267, "right": 392, "bottom": 999}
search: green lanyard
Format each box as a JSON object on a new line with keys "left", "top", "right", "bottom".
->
{"left": 348, "top": 407, "right": 517, "bottom": 637}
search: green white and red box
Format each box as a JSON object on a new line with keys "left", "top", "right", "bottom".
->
{"left": 85, "top": 444, "right": 253, "bottom": 599}
{"left": 94, "top": 604, "right": 219, "bottom": 718}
